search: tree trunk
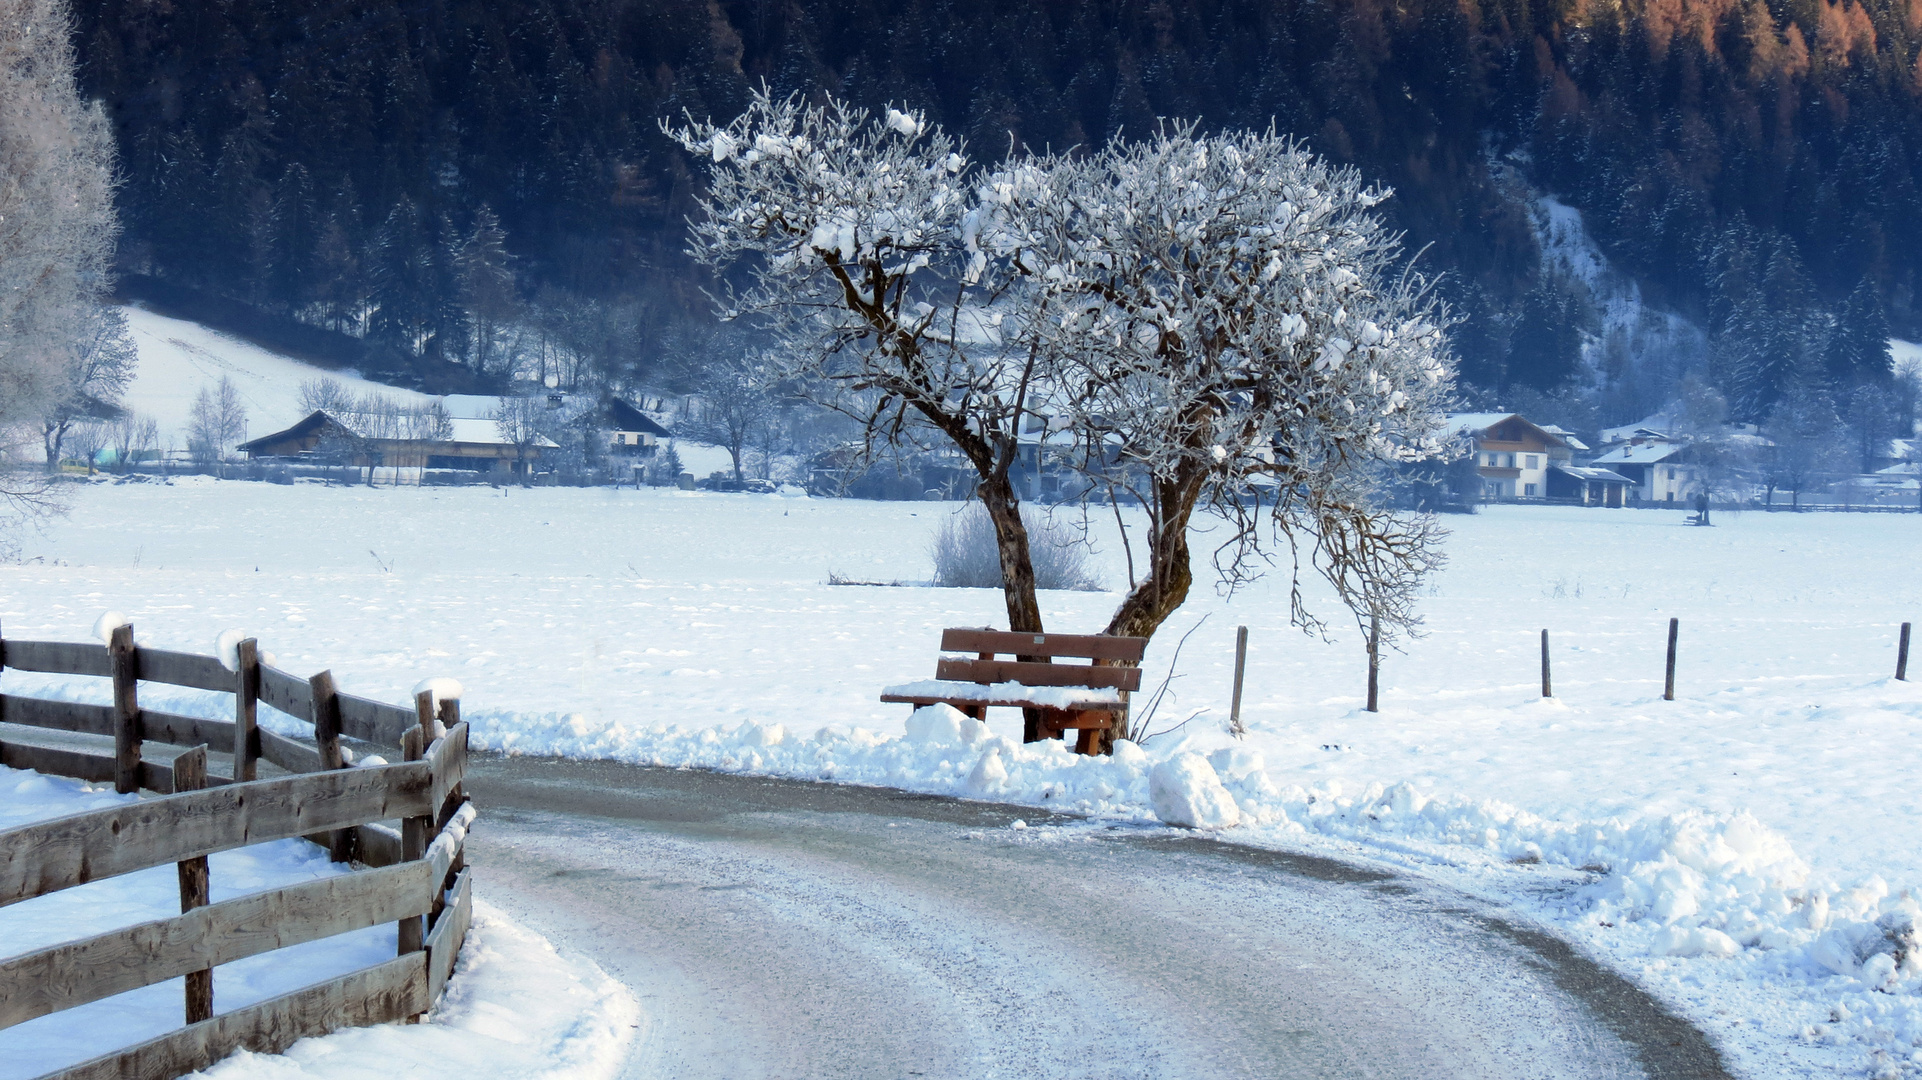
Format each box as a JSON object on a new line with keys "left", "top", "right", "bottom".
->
{"left": 976, "top": 474, "right": 1043, "bottom": 635}
{"left": 1092, "top": 471, "right": 1205, "bottom": 753}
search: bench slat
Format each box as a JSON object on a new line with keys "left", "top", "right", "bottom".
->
{"left": 935, "top": 657, "right": 1142, "bottom": 691}
{"left": 880, "top": 694, "right": 1114, "bottom": 726}
{"left": 940, "top": 628, "right": 1147, "bottom": 662}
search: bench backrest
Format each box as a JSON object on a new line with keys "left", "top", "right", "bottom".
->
{"left": 934, "top": 628, "right": 1147, "bottom": 692}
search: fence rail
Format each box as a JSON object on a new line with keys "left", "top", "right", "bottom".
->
{"left": 0, "top": 621, "right": 474, "bottom": 1080}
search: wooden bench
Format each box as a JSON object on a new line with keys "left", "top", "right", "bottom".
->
{"left": 881, "top": 628, "right": 1147, "bottom": 754}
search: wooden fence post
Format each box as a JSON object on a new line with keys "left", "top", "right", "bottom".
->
{"left": 1541, "top": 629, "right": 1552, "bottom": 698}
{"left": 1899, "top": 622, "right": 1911, "bottom": 682}
{"left": 110, "top": 624, "right": 140, "bottom": 794}
{"left": 308, "top": 670, "right": 354, "bottom": 863}
{"left": 435, "top": 695, "right": 465, "bottom": 908}
{"left": 173, "top": 744, "right": 213, "bottom": 1024}
{"left": 397, "top": 722, "right": 427, "bottom": 961}
{"left": 1229, "top": 626, "right": 1248, "bottom": 737}
{"left": 1663, "top": 618, "right": 1679, "bottom": 701}
{"left": 1365, "top": 615, "right": 1380, "bottom": 714}
{"left": 234, "top": 638, "right": 261, "bottom": 782}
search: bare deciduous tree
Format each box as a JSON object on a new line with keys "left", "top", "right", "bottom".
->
{"left": 188, "top": 375, "right": 248, "bottom": 471}
{"left": 42, "top": 304, "right": 136, "bottom": 468}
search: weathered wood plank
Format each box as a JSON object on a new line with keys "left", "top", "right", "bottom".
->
{"left": 355, "top": 822, "right": 403, "bottom": 868}
{"left": 0, "top": 741, "right": 116, "bottom": 784}
{"left": 427, "top": 722, "right": 468, "bottom": 811}
{"left": 337, "top": 693, "right": 416, "bottom": 749}
{"left": 1, "top": 639, "right": 111, "bottom": 677}
{"left": 0, "top": 859, "right": 438, "bottom": 1030}
{"left": 258, "top": 727, "right": 323, "bottom": 775}
{"left": 0, "top": 694, "right": 115, "bottom": 736}
{"left": 934, "top": 657, "right": 1144, "bottom": 691}
{"left": 425, "top": 868, "right": 474, "bottom": 1008}
{"left": 255, "top": 664, "right": 311, "bottom": 722}
{"left": 132, "top": 648, "right": 234, "bottom": 693}
{"left": 0, "top": 760, "right": 434, "bottom": 908}
{"left": 137, "top": 709, "right": 235, "bottom": 754}
{"left": 43, "top": 953, "right": 429, "bottom": 1080}
{"left": 939, "top": 628, "right": 1148, "bottom": 662}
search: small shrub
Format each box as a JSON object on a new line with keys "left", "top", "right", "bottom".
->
{"left": 930, "top": 503, "right": 1101, "bottom": 591}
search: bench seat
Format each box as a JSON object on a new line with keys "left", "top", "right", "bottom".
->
{"left": 880, "top": 679, "right": 1124, "bottom": 713}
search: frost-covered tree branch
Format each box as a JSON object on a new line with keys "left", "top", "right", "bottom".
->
{"left": 666, "top": 88, "right": 1054, "bottom": 635}
{"left": 984, "top": 125, "right": 1455, "bottom": 672}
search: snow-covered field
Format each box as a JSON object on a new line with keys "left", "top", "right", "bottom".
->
{"left": 3, "top": 479, "right": 1921, "bottom": 1078}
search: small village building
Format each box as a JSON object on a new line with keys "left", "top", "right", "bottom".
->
{"left": 238, "top": 408, "right": 558, "bottom": 482}
{"left": 1589, "top": 435, "right": 1703, "bottom": 504}
{"left": 593, "top": 397, "right": 674, "bottom": 457}
{"left": 1448, "top": 413, "right": 1581, "bottom": 501}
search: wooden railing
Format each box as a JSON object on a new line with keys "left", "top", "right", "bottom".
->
{"left": 0, "top": 621, "right": 476, "bottom": 1080}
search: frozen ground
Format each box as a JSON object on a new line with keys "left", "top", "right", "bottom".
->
{"left": 0, "top": 762, "right": 637, "bottom": 1078}
{"left": 3, "top": 480, "right": 1921, "bottom": 1078}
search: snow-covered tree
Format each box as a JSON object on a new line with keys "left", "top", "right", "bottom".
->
{"left": 1, "top": 0, "right": 119, "bottom": 532}
{"left": 666, "top": 89, "right": 1055, "bottom": 635}
{"left": 981, "top": 125, "right": 1456, "bottom": 653}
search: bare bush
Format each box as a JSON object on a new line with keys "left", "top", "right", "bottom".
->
{"left": 931, "top": 504, "right": 1099, "bottom": 591}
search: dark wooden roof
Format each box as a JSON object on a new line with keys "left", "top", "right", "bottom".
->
{"left": 237, "top": 410, "right": 341, "bottom": 452}
{"left": 604, "top": 397, "right": 672, "bottom": 438}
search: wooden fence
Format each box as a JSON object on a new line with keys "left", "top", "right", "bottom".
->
{"left": 0, "top": 621, "right": 476, "bottom": 1080}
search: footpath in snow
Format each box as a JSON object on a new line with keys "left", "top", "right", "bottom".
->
{"left": 3, "top": 480, "right": 1921, "bottom": 1078}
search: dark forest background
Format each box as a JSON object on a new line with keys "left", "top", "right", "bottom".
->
{"left": 72, "top": 0, "right": 1922, "bottom": 431}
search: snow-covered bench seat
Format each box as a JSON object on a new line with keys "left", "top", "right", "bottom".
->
{"left": 880, "top": 628, "right": 1147, "bottom": 755}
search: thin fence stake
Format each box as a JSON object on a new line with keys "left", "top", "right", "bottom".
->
{"left": 109, "top": 624, "right": 140, "bottom": 794}
{"left": 173, "top": 744, "right": 213, "bottom": 1024}
{"left": 1365, "top": 615, "right": 1380, "bottom": 714}
{"left": 1899, "top": 622, "right": 1911, "bottom": 682}
{"left": 1541, "top": 629, "right": 1552, "bottom": 698}
{"left": 308, "top": 670, "right": 355, "bottom": 863}
{"left": 1229, "top": 626, "right": 1249, "bottom": 737}
{"left": 1664, "top": 618, "right": 1679, "bottom": 701}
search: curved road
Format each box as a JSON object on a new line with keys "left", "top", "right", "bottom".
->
{"left": 463, "top": 755, "right": 1731, "bottom": 1080}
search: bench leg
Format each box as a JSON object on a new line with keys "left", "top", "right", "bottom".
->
{"left": 1074, "top": 727, "right": 1101, "bottom": 755}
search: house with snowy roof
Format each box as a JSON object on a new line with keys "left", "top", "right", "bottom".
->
{"left": 1448, "top": 412, "right": 1634, "bottom": 505}
{"left": 1588, "top": 433, "right": 1702, "bottom": 505}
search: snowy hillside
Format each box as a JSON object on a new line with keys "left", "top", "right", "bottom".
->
{"left": 120, "top": 306, "right": 435, "bottom": 446}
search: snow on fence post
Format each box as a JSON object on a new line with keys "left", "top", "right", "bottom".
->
{"left": 1229, "top": 626, "right": 1249, "bottom": 737}
{"left": 235, "top": 638, "right": 261, "bottom": 782}
{"left": 1899, "top": 623, "right": 1912, "bottom": 682}
{"left": 109, "top": 623, "right": 141, "bottom": 794}
{"left": 434, "top": 694, "right": 466, "bottom": 914}
{"left": 1365, "top": 615, "right": 1381, "bottom": 714}
{"left": 172, "top": 744, "right": 214, "bottom": 1025}
{"left": 1541, "top": 629, "right": 1552, "bottom": 698}
{"left": 1663, "top": 618, "right": 1679, "bottom": 701}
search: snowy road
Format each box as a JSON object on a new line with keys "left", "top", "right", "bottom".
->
{"left": 463, "top": 756, "right": 1731, "bottom": 1080}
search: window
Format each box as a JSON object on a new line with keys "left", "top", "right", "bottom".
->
{"left": 1666, "top": 466, "right": 1676, "bottom": 479}
{"left": 1524, "top": 483, "right": 1538, "bottom": 497}
{"left": 1525, "top": 455, "right": 1540, "bottom": 469}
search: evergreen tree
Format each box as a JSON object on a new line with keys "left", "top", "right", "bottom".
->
{"left": 1824, "top": 278, "right": 1893, "bottom": 389}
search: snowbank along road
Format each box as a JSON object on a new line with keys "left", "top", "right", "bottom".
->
{"left": 463, "top": 755, "right": 1732, "bottom": 1080}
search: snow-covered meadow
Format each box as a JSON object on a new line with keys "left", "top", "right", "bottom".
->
{"left": 3, "top": 478, "right": 1920, "bottom": 1078}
